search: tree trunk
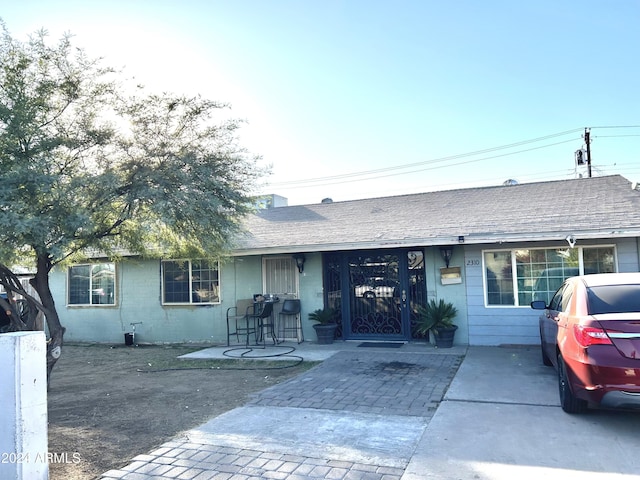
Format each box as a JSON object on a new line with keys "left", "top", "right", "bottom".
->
{"left": 32, "top": 253, "right": 66, "bottom": 387}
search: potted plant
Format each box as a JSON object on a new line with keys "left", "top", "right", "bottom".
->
{"left": 416, "top": 299, "right": 458, "bottom": 348}
{"left": 308, "top": 307, "right": 338, "bottom": 344}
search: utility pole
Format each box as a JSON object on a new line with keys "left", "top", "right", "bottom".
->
{"left": 584, "top": 128, "right": 592, "bottom": 178}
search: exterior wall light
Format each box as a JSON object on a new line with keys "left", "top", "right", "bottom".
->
{"left": 293, "top": 254, "right": 306, "bottom": 273}
{"left": 440, "top": 246, "right": 454, "bottom": 268}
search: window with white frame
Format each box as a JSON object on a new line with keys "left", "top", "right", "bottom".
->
{"left": 162, "top": 259, "right": 220, "bottom": 305}
{"left": 484, "top": 246, "right": 616, "bottom": 307}
{"left": 68, "top": 263, "right": 116, "bottom": 306}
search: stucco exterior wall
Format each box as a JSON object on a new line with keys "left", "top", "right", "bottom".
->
{"left": 49, "top": 254, "right": 324, "bottom": 345}
{"left": 51, "top": 259, "right": 221, "bottom": 343}
{"left": 50, "top": 257, "right": 265, "bottom": 345}
{"left": 48, "top": 238, "right": 639, "bottom": 346}
{"left": 424, "top": 246, "right": 469, "bottom": 346}
{"left": 295, "top": 252, "right": 325, "bottom": 341}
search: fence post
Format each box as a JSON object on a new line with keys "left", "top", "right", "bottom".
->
{"left": 0, "top": 331, "right": 48, "bottom": 480}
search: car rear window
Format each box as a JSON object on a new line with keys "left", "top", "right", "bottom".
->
{"left": 587, "top": 284, "right": 640, "bottom": 314}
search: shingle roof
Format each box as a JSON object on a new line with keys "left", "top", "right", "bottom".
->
{"left": 234, "top": 175, "right": 640, "bottom": 254}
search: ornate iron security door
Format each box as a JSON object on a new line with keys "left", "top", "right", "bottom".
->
{"left": 324, "top": 250, "right": 426, "bottom": 341}
{"left": 348, "top": 253, "right": 403, "bottom": 337}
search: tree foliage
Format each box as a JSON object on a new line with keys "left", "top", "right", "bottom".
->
{"left": 0, "top": 21, "right": 264, "bottom": 383}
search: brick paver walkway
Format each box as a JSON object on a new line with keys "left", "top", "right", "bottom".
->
{"left": 103, "top": 441, "right": 406, "bottom": 479}
{"left": 251, "top": 351, "right": 462, "bottom": 417}
{"left": 100, "top": 350, "right": 463, "bottom": 480}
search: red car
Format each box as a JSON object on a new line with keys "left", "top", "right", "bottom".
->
{"left": 531, "top": 272, "right": 640, "bottom": 413}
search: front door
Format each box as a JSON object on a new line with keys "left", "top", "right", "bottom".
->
{"left": 325, "top": 250, "right": 426, "bottom": 341}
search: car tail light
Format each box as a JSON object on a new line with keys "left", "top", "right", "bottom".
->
{"left": 573, "top": 324, "right": 613, "bottom": 347}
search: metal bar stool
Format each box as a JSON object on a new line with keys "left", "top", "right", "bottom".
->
{"left": 278, "top": 299, "right": 303, "bottom": 343}
{"left": 226, "top": 299, "right": 256, "bottom": 346}
{"left": 249, "top": 301, "right": 277, "bottom": 346}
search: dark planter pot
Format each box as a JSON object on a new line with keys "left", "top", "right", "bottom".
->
{"left": 433, "top": 325, "right": 458, "bottom": 348}
{"left": 313, "top": 323, "right": 338, "bottom": 344}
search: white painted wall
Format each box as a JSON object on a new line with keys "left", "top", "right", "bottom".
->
{"left": 0, "top": 332, "right": 48, "bottom": 480}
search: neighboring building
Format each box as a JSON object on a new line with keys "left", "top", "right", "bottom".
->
{"left": 49, "top": 175, "right": 640, "bottom": 346}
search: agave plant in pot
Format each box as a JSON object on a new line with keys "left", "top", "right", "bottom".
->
{"left": 416, "top": 299, "right": 458, "bottom": 348}
{"left": 308, "top": 307, "right": 338, "bottom": 344}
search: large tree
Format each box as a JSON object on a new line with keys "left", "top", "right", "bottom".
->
{"left": 0, "top": 22, "right": 263, "bottom": 382}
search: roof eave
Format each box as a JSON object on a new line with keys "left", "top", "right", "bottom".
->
{"left": 231, "top": 228, "right": 640, "bottom": 256}
{"left": 460, "top": 229, "right": 640, "bottom": 246}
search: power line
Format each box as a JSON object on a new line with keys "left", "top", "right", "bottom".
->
{"left": 270, "top": 137, "right": 580, "bottom": 190}
{"left": 594, "top": 134, "right": 640, "bottom": 138}
{"left": 263, "top": 126, "right": 639, "bottom": 194}
{"left": 347, "top": 158, "right": 640, "bottom": 200}
{"left": 591, "top": 125, "right": 640, "bottom": 129}
{"left": 268, "top": 128, "right": 584, "bottom": 187}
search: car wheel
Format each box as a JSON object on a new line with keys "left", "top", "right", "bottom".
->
{"left": 557, "top": 355, "right": 588, "bottom": 414}
{"left": 363, "top": 291, "right": 375, "bottom": 299}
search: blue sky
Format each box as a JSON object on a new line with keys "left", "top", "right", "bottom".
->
{"left": 2, "top": 0, "right": 639, "bottom": 205}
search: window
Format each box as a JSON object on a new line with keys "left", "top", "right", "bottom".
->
{"left": 162, "top": 259, "right": 220, "bottom": 305}
{"left": 588, "top": 284, "right": 640, "bottom": 315}
{"left": 484, "top": 246, "right": 615, "bottom": 307}
{"left": 263, "top": 257, "right": 298, "bottom": 296}
{"left": 68, "top": 263, "right": 116, "bottom": 306}
{"left": 549, "top": 282, "right": 574, "bottom": 313}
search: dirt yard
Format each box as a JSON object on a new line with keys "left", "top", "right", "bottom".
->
{"left": 47, "top": 343, "right": 315, "bottom": 480}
